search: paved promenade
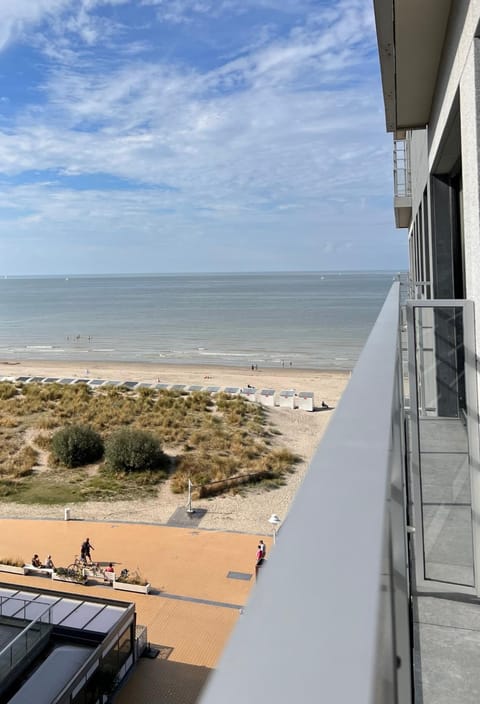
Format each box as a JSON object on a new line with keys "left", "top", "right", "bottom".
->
{"left": 0, "top": 519, "right": 268, "bottom": 703}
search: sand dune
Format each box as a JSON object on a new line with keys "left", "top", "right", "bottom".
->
{"left": 0, "top": 360, "right": 350, "bottom": 534}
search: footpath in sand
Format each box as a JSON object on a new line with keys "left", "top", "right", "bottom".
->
{"left": 0, "top": 361, "right": 350, "bottom": 534}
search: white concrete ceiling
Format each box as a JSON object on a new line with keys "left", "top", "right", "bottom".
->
{"left": 374, "top": 0, "right": 452, "bottom": 132}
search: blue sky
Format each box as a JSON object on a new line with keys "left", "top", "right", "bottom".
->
{"left": 0, "top": 0, "right": 406, "bottom": 275}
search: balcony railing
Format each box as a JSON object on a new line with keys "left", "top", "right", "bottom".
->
{"left": 200, "top": 282, "right": 412, "bottom": 704}
{"left": 406, "top": 299, "right": 480, "bottom": 594}
{"left": 394, "top": 139, "right": 411, "bottom": 198}
{"left": 0, "top": 599, "right": 53, "bottom": 684}
{"left": 394, "top": 139, "right": 412, "bottom": 228}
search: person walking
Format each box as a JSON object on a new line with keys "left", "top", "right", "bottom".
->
{"left": 259, "top": 540, "right": 266, "bottom": 559}
{"left": 81, "top": 537, "right": 94, "bottom": 563}
{"left": 255, "top": 544, "right": 264, "bottom": 578}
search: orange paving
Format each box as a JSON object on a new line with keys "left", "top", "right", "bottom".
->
{"left": 0, "top": 519, "right": 269, "bottom": 703}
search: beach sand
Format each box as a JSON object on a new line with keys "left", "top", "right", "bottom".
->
{"left": 0, "top": 360, "right": 350, "bottom": 534}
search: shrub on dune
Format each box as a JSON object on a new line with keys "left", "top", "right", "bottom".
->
{"left": 105, "top": 428, "right": 168, "bottom": 474}
{"left": 0, "top": 383, "right": 18, "bottom": 401}
{"left": 51, "top": 425, "right": 104, "bottom": 468}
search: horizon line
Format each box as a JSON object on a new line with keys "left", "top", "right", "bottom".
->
{"left": 0, "top": 269, "right": 407, "bottom": 279}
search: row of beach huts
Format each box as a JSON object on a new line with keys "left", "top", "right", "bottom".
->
{"left": 0, "top": 375, "right": 316, "bottom": 411}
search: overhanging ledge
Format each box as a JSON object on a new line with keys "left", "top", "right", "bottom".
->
{"left": 373, "top": 0, "right": 452, "bottom": 132}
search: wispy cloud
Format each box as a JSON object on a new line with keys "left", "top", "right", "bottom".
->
{"left": 0, "top": 0, "right": 403, "bottom": 274}
{"left": 0, "top": 0, "right": 69, "bottom": 50}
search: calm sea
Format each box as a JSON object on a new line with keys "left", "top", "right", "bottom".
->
{"left": 0, "top": 272, "right": 398, "bottom": 370}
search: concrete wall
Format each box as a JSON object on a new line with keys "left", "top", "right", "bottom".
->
{"left": 409, "top": 128, "right": 429, "bottom": 214}
{"left": 410, "top": 0, "right": 480, "bottom": 426}
{"left": 428, "top": 0, "right": 472, "bottom": 167}
{"left": 403, "top": 2, "right": 480, "bottom": 414}
{"left": 408, "top": 3, "right": 480, "bottom": 300}
{"left": 461, "top": 40, "right": 480, "bottom": 310}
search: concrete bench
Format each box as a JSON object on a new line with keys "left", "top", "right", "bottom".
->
{"left": 23, "top": 565, "right": 54, "bottom": 577}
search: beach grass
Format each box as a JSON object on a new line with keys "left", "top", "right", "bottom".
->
{"left": 0, "top": 381, "right": 299, "bottom": 504}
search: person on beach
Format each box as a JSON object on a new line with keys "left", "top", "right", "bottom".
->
{"left": 81, "top": 538, "right": 94, "bottom": 563}
{"left": 321, "top": 401, "right": 329, "bottom": 409}
{"left": 44, "top": 555, "right": 55, "bottom": 569}
{"left": 259, "top": 540, "right": 266, "bottom": 559}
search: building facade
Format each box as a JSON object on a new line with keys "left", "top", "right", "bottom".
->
{"left": 375, "top": 0, "right": 480, "bottom": 598}
{"left": 0, "top": 583, "right": 139, "bottom": 704}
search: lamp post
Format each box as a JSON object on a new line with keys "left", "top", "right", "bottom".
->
{"left": 186, "top": 479, "right": 195, "bottom": 514}
{"left": 268, "top": 513, "right": 281, "bottom": 544}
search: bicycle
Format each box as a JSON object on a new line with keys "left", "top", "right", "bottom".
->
{"left": 86, "top": 562, "right": 105, "bottom": 578}
{"left": 67, "top": 555, "right": 85, "bottom": 582}
{"left": 66, "top": 555, "right": 103, "bottom": 580}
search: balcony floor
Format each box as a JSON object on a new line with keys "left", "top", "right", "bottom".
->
{"left": 414, "top": 594, "right": 480, "bottom": 703}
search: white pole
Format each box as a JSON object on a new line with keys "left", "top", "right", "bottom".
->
{"left": 187, "top": 479, "right": 194, "bottom": 514}
{"left": 268, "top": 514, "right": 281, "bottom": 544}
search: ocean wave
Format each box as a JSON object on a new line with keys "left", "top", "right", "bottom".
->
{"left": 197, "top": 351, "right": 252, "bottom": 358}
{"left": 0, "top": 272, "right": 392, "bottom": 371}
{"left": 26, "top": 345, "right": 56, "bottom": 350}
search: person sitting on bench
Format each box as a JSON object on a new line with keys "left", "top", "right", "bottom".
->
{"left": 104, "top": 563, "right": 115, "bottom": 581}
{"left": 31, "top": 554, "right": 42, "bottom": 568}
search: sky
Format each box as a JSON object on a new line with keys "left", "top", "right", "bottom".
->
{"left": 0, "top": 0, "right": 407, "bottom": 275}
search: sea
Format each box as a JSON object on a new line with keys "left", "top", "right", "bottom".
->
{"left": 0, "top": 271, "right": 400, "bottom": 371}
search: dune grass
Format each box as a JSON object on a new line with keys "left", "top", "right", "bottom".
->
{"left": 0, "top": 381, "right": 299, "bottom": 503}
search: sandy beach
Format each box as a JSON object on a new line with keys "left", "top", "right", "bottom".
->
{"left": 0, "top": 360, "right": 350, "bottom": 534}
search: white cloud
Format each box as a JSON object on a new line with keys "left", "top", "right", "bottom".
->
{"left": 141, "top": 0, "right": 318, "bottom": 22}
{"left": 0, "top": 0, "right": 402, "bottom": 272}
{"left": 0, "top": 0, "right": 131, "bottom": 60}
{"left": 0, "top": 0, "right": 70, "bottom": 50}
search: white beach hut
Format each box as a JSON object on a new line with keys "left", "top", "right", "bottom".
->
{"left": 278, "top": 389, "right": 296, "bottom": 409}
{"left": 241, "top": 387, "right": 256, "bottom": 401}
{"left": 224, "top": 387, "right": 241, "bottom": 395}
{"left": 258, "top": 389, "right": 275, "bottom": 407}
{"left": 297, "top": 391, "right": 314, "bottom": 411}
{"left": 205, "top": 385, "right": 221, "bottom": 394}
